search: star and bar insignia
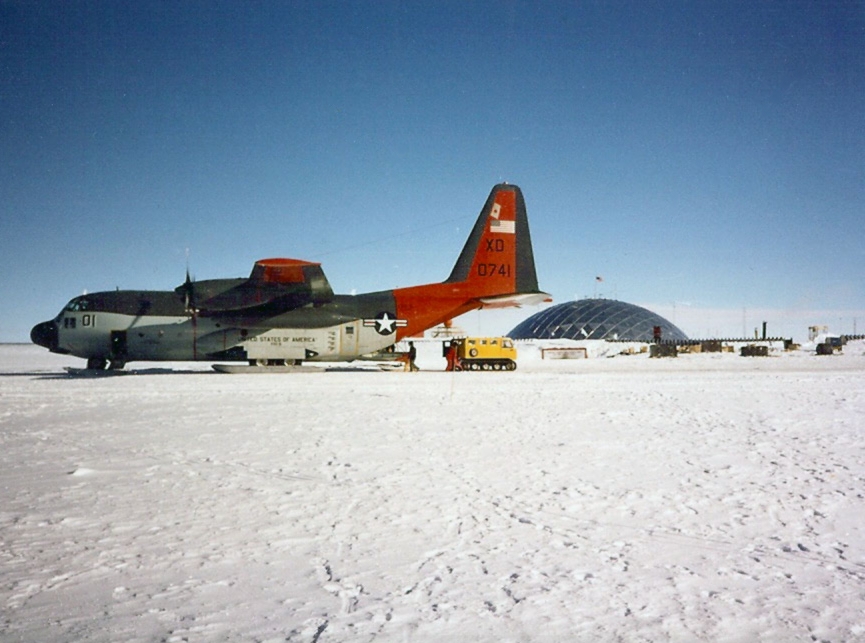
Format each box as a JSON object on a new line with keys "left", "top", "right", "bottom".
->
{"left": 363, "top": 311, "right": 408, "bottom": 335}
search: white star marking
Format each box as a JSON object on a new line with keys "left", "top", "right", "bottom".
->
{"left": 376, "top": 312, "right": 396, "bottom": 334}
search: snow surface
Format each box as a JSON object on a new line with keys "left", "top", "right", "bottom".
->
{"left": 2, "top": 342, "right": 865, "bottom": 643}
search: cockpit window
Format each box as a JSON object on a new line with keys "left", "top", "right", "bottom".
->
{"left": 64, "top": 297, "right": 91, "bottom": 312}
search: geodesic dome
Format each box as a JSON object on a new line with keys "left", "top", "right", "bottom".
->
{"left": 509, "top": 299, "right": 688, "bottom": 342}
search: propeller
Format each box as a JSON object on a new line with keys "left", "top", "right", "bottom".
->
{"left": 182, "top": 249, "right": 197, "bottom": 313}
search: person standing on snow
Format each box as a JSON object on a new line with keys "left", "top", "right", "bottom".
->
{"left": 408, "top": 341, "right": 419, "bottom": 371}
{"left": 445, "top": 339, "right": 459, "bottom": 371}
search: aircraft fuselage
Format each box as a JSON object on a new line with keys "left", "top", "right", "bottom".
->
{"left": 32, "top": 291, "right": 406, "bottom": 366}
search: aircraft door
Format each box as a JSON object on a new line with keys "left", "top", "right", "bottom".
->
{"left": 110, "top": 330, "right": 128, "bottom": 360}
{"left": 341, "top": 323, "right": 358, "bottom": 357}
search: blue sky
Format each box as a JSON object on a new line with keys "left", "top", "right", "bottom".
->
{"left": 2, "top": 1, "right": 863, "bottom": 343}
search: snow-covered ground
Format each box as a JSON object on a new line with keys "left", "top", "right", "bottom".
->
{"left": 2, "top": 342, "right": 864, "bottom": 642}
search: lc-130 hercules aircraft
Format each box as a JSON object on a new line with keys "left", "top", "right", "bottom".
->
{"left": 31, "top": 184, "right": 550, "bottom": 371}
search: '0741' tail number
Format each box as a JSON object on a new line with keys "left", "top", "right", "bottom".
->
{"left": 477, "top": 263, "right": 511, "bottom": 277}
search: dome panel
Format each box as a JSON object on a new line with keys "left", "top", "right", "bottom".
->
{"left": 509, "top": 299, "right": 688, "bottom": 342}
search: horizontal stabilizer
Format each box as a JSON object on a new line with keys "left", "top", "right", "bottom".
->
{"left": 478, "top": 292, "right": 552, "bottom": 309}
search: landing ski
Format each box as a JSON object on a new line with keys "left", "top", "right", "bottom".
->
{"left": 212, "top": 364, "right": 322, "bottom": 374}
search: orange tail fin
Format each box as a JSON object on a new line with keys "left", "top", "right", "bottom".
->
{"left": 393, "top": 184, "right": 549, "bottom": 338}
{"left": 445, "top": 183, "right": 542, "bottom": 302}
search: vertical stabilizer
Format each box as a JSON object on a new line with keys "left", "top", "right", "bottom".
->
{"left": 390, "top": 183, "right": 549, "bottom": 338}
{"left": 446, "top": 183, "right": 541, "bottom": 298}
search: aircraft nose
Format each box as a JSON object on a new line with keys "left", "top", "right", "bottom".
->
{"left": 31, "top": 320, "right": 58, "bottom": 350}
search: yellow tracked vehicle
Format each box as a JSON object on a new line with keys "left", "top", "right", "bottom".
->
{"left": 444, "top": 337, "right": 517, "bottom": 371}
